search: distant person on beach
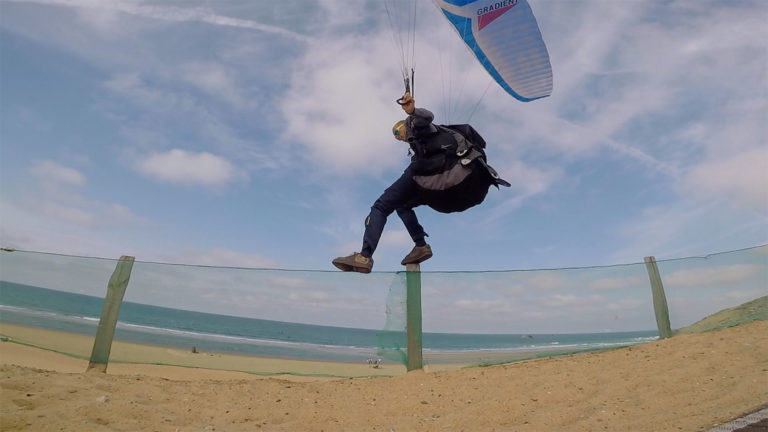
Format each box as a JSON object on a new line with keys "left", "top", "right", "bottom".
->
{"left": 332, "top": 92, "right": 508, "bottom": 274}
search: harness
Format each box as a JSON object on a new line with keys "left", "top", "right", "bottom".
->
{"left": 408, "top": 124, "right": 510, "bottom": 214}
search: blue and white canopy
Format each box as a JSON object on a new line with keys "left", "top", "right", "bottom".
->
{"left": 433, "top": 0, "right": 553, "bottom": 102}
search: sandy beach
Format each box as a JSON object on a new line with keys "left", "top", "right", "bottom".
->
{"left": 1, "top": 319, "right": 766, "bottom": 431}
{"left": 0, "top": 323, "right": 569, "bottom": 378}
{"left": 0, "top": 323, "right": 415, "bottom": 379}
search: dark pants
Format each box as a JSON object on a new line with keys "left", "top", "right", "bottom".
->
{"left": 361, "top": 166, "right": 428, "bottom": 258}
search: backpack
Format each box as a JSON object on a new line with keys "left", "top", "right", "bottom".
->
{"left": 441, "top": 124, "right": 486, "bottom": 150}
{"left": 410, "top": 124, "right": 510, "bottom": 214}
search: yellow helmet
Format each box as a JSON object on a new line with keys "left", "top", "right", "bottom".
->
{"left": 392, "top": 120, "right": 406, "bottom": 138}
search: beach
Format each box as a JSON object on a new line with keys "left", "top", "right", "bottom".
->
{"left": 0, "top": 323, "right": 414, "bottom": 379}
{"left": 1, "top": 319, "right": 766, "bottom": 431}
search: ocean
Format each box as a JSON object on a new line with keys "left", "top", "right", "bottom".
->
{"left": 0, "top": 281, "right": 657, "bottom": 364}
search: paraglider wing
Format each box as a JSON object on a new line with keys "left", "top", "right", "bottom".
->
{"left": 432, "top": 0, "right": 553, "bottom": 102}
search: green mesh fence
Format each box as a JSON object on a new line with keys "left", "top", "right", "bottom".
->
{"left": 655, "top": 246, "right": 768, "bottom": 333}
{"left": 377, "top": 271, "right": 408, "bottom": 365}
{"left": 0, "top": 245, "right": 766, "bottom": 377}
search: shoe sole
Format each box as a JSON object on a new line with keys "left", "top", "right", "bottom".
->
{"left": 351, "top": 266, "right": 372, "bottom": 274}
{"left": 333, "top": 260, "right": 372, "bottom": 273}
{"left": 332, "top": 261, "right": 354, "bottom": 272}
{"left": 401, "top": 252, "right": 433, "bottom": 265}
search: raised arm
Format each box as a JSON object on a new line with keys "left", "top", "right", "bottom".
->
{"left": 400, "top": 92, "right": 435, "bottom": 135}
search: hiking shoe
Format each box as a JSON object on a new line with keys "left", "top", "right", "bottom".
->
{"left": 332, "top": 252, "right": 373, "bottom": 274}
{"left": 401, "top": 244, "right": 433, "bottom": 265}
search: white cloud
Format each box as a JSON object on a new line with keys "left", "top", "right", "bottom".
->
{"left": 378, "top": 230, "right": 413, "bottom": 249}
{"left": 20, "top": 161, "right": 148, "bottom": 229}
{"left": 497, "top": 1, "right": 766, "bottom": 179}
{"left": 588, "top": 275, "right": 648, "bottom": 291}
{"left": 722, "top": 289, "right": 767, "bottom": 302}
{"left": 524, "top": 272, "right": 568, "bottom": 291}
{"left": 104, "top": 204, "right": 150, "bottom": 226}
{"left": 135, "top": 149, "right": 244, "bottom": 186}
{"left": 277, "top": 1, "right": 501, "bottom": 177}
{"left": 679, "top": 148, "right": 768, "bottom": 214}
{"left": 485, "top": 160, "right": 563, "bottom": 220}
{"left": 454, "top": 298, "right": 508, "bottom": 312}
{"left": 104, "top": 73, "right": 197, "bottom": 114}
{"left": 180, "top": 62, "right": 244, "bottom": 107}
{"left": 664, "top": 264, "right": 765, "bottom": 289}
{"left": 30, "top": 200, "right": 95, "bottom": 226}
{"left": 604, "top": 298, "right": 646, "bottom": 312}
{"left": 541, "top": 293, "right": 602, "bottom": 309}
{"left": 279, "top": 34, "right": 404, "bottom": 176}
{"left": 10, "top": 0, "right": 310, "bottom": 42}
{"left": 29, "top": 160, "right": 86, "bottom": 186}
{"left": 157, "top": 247, "right": 279, "bottom": 268}
{"left": 103, "top": 73, "right": 282, "bottom": 175}
{"left": 19, "top": 191, "right": 149, "bottom": 230}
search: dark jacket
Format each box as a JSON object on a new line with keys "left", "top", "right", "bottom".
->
{"left": 404, "top": 107, "right": 438, "bottom": 139}
{"left": 404, "top": 108, "right": 457, "bottom": 176}
{"left": 401, "top": 107, "right": 508, "bottom": 214}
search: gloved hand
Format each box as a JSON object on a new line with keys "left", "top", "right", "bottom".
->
{"left": 400, "top": 92, "right": 415, "bottom": 115}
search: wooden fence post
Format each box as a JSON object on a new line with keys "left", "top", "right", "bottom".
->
{"left": 405, "top": 263, "right": 423, "bottom": 371}
{"left": 87, "top": 255, "right": 135, "bottom": 373}
{"left": 644, "top": 256, "right": 672, "bottom": 339}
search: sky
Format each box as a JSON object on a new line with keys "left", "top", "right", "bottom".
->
{"left": 0, "top": 0, "right": 766, "bottom": 331}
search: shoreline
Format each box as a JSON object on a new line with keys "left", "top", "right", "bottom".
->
{"left": 0, "top": 322, "right": 607, "bottom": 376}
{"left": 4, "top": 322, "right": 500, "bottom": 378}
{"left": 0, "top": 322, "right": 411, "bottom": 379}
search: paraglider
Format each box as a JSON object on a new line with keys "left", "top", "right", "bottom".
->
{"left": 332, "top": 0, "right": 552, "bottom": 272}
{"left": 384, "top": 0, "right": 553, "bottom": 212}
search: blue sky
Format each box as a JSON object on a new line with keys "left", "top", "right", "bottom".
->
{"left": 0, "top": 0, "right": 766, "bottom": 334}
{"left": 1, "top": 0, "right": 766, "bottom": 274}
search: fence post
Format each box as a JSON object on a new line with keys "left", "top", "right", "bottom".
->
{"left": 405, "top": 263, "right": 423, "bottom": 371}
{"left": 644, "top": 256, "right": 672, "bottom": 339}
{"left": 87, "top": 255, "right": 135, "bottom": 373}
